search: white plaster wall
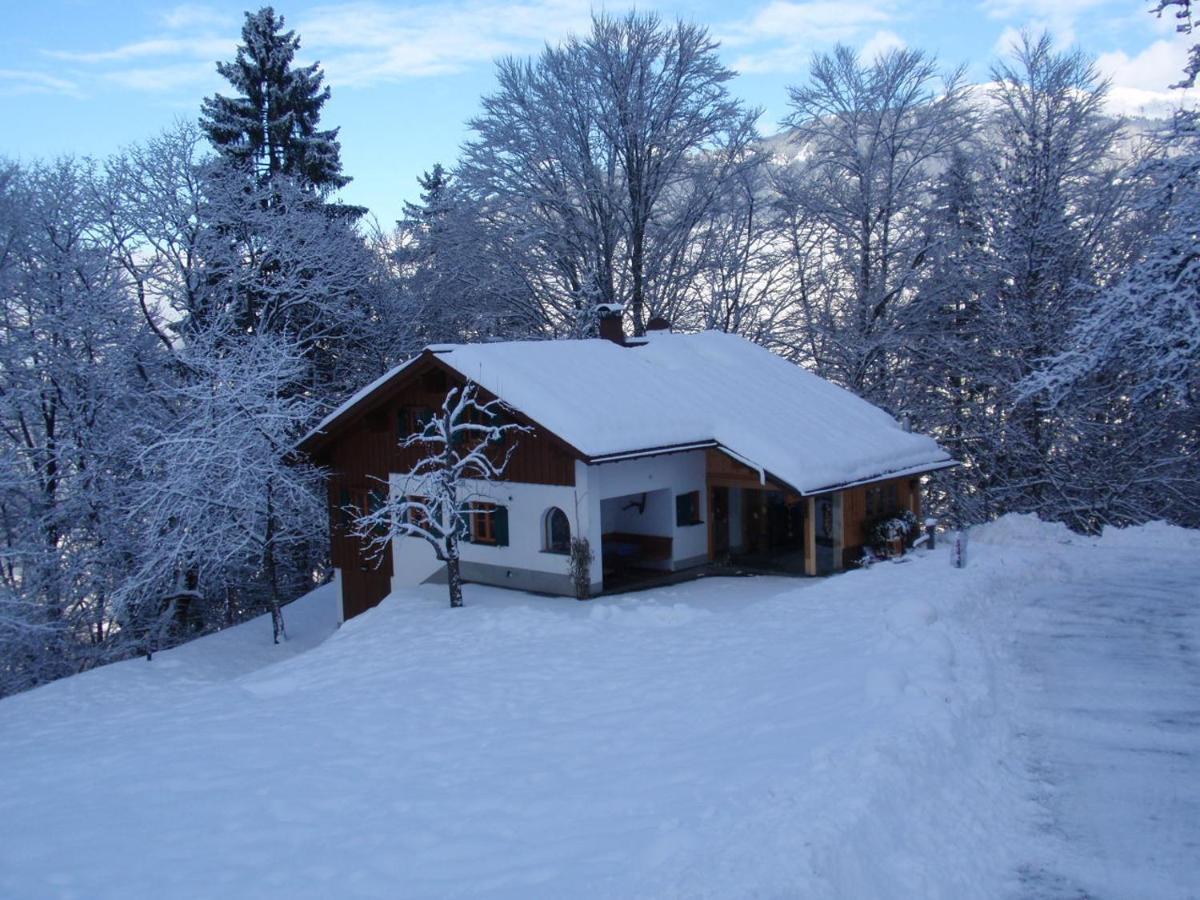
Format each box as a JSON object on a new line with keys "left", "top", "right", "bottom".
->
{"left": 601, "top": 488, "right": 672, "bottom": 536}
{"left": 457, "top": 478, "right": 581, "bottom": 578}
{"left": 590, "top": 450, "right": 709, "bottom": 568}
{"left": 389, "top": 471, "right": 588, "bottom": 590}
{"left": 388, "top": 451, "right": 708, "bottom": 593}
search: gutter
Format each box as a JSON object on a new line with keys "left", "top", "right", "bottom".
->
{"left": 714, "top": 445, "right": 770, "bottom": 486}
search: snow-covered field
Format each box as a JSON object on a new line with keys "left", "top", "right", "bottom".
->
{"left": 1, "top": 516, "right": 1197, "bottom": 899}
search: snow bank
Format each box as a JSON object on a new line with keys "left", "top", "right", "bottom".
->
{"left": 1, "top": 514, "right": 1195, "bottom": 897}
{"left": 970, "top": 512, "right": 1078, "bottom": 546}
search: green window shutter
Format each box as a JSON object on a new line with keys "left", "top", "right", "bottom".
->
{"left": 397, "top": 407, "right": 409, "bottom": 439}
{"left": 338, "top": 489, "right": 352, "bottom": 527}
{"left": 457, "top": 510, "right": 472, "bottom": 542}
{"left": 494, "top": 505, "right": 509, "bottom": 546}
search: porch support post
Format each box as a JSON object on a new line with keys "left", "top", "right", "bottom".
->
{"left": 804, "top": 496, "right": 817, "bottom": 576}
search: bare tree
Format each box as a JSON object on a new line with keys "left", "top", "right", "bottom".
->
{"left": 780, "top": 45, "right": 975, "bottom": 405}
{"left": 123, "top": 325, "right": 326, "bottom": 644}
{"left": 983, "top": 32, "right": 1132, "bottom": 524}
{"left": 458, "top": 11, "right": 758, "bottom": 337}
{"left": 352, "top": 383, "right": 529, "bottom": 609}
{"left": 0, "top": 158, "right": 172, "bottom": 693}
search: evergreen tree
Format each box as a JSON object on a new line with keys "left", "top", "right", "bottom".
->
{"left": 200, "top": 6, "right": 348, "bottom": 191}
{"left": 402, "top": 164, "right": 451, "bottom": 228}
{"left": 896, "top": 148, "right": 1001, "bottom": 526}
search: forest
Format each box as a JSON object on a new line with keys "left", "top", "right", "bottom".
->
{"left": 1, "top": 4, "right": 1196, "bottom": 696}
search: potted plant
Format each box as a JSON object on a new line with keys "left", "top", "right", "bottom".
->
{"left": 867, "top": 509, "right": 918, "bottom": 558}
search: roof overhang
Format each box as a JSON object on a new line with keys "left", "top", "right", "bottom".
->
{"left": 588, "top": 441, "right": 719, "bottom": 465}
{"left": 799, "top": 458, "right": 960, "bottom": 496}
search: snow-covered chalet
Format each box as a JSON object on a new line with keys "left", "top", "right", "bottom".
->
{"left": 298, "top": 312, "right": 955, "bottom": 621}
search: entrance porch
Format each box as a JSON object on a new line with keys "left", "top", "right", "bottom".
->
{"left": 705, "top": 449, "right": 842, "bottom": 577}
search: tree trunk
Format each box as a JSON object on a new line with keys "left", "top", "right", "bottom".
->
{"left": 264, "top": 478, "right": 287, "bottom": 643}
{"left": 446, "top": 530, "right": 464, "bottom": 609}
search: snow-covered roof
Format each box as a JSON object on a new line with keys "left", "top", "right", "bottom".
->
{"left": 303, "top": 331, "right": 954, "bottom": 494}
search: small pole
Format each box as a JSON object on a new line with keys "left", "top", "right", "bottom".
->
{"left": 924, "top": 517, "right": 938, "bottom": 550}
{"left": 951, "top": 529, "right": 968, "bottom": 568}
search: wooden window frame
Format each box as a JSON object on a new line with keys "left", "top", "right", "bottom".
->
{"left": 471, "top": 503, "right": 498, "bottom": 545}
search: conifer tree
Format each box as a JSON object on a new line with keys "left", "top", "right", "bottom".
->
{"left": 200, "top": 6, "right": 348, "bottom": 191}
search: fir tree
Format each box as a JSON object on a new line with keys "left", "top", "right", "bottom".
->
{"left": 401, "top": 164, "right": 451, "bottom": 228}
{"left": 200, "top": 6, "right": 348, "bottom": 191}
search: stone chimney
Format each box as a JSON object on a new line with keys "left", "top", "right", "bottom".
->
{"left": 596, "top": 303, "right": 625, "bottom": 345}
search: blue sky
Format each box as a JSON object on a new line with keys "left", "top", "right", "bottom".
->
{"left": 1, "top": 1, "right": 1193, "bottom": 225}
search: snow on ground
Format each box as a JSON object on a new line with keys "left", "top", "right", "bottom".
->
{"left": 973, "top": 517, "right": 1200, "bottom": 899}
{"left": 0, "top": 517, "right": 1197, "bottom": 898}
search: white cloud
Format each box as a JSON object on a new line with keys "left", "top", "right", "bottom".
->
{"left": 719, "top": 0, "right": 900, "bottom": 74}
{"left": 1097, "top": 39, "right": 1195, "bottom": 116}
{"left": 48, "top": 38, "right": 234, "bottom": 64}
{"left": 980, "top": 0, "right": 1106, "bottom": 16}
{"left": 992, "top": 25, "right": 1025, "bottom": 57}
{"left": 103, "top": 62, "right": 221, "bottom": 94}
{"left": 298, "top": 0, "right": 594, "bottom": 85}
{"left": 39, "top": 0, "right": 597, "bottom": 93}
{"left": 719, "top": 1, "right": 891, "bottom": 47}
{"left": 978, "top": 0, "right": 1114, "bottom": 48}
{"left": 158, "top": 4, "right": 232, "bottom": 31}
{"left": 0, "top": 68, "right": 80, "bottom": 97}
{"left": 860, "top": 30, "right": 906, "bottom": 61}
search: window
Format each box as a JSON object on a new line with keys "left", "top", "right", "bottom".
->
{"left": 544, "top": 507, "right": 570, "bottom": 554}
{"left": 675, "top": 490, "right": 702, "bottom": 526}
{"left": 468, "top": 503, "right": 509, "bottom": 546}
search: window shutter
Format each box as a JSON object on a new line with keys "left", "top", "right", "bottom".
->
{"left": 338, "top": 488, "right": 352, "bottom": 528}
{"left": 457, "top": 510, "right": 472, "bottom": 543}
{"left": 494, "top": 505, "right": 509, "bottom": 546}
{"left": 397, "top": 407, "right": 409, "bottom": 439}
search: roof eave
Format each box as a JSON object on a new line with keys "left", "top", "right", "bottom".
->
{"left": 798, "top": 458, "right": 960, "bottom": 496}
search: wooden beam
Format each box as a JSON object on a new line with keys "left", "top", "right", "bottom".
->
{"left": 804, "top": 496, "right": 817, "bottom": 576}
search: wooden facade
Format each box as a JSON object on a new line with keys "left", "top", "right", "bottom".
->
{"left": 839, "top": 476, "right": 921, "bottom": 566}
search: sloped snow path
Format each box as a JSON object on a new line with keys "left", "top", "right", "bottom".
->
{"left": 991, "top": 525, "right": 1200, "bottom": 899}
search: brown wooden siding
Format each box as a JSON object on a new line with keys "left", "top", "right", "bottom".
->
{"left": 704, "top": 448, "right": 789, "bottom": 492}
{"left": 840, "top": 475, "right": 921, "bottom": 565}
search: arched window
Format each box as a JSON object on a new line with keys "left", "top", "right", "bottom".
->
{"left": 544, "top": 507, "right": 570, "bottom": 554}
